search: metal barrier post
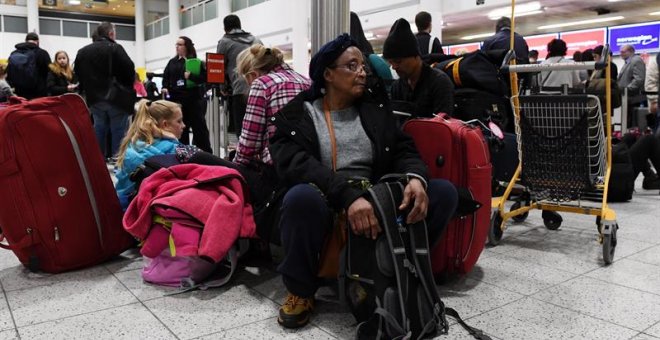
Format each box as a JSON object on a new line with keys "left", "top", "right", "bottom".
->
{"left": 621, "top": 88, "right": 628, "bottom": 133}
{"left": 310, "top": 0, "right": 349, "bottom": 54}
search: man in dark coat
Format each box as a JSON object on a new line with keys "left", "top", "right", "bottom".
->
{"left": 6, "top": 32, "right": 51, "bottom": 99}
{"left": 384, "top": 18, "right": 454, "bottom": 117}
{"left": 75, "top": 22, "right": 135, "bottom": 159}
{"left": 216, "top": 14, "right": 262, "bottom": 136}
{"left": 481, "top": 17, "right": 529, "bottom": 64}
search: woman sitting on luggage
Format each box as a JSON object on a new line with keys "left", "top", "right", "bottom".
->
{"left": 46, "top": 51, "right": 78, "bottom": 96}
{"left": 114, "top": 99, "right": 198, "bottom": 210}
{"left": 269, "top": 33, "right": 458, "bottom": 329}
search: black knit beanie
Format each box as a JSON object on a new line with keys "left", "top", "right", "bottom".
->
{"left": 309, "top": 33, "right": 358, "bottom": 97}
{"left": 382, "top": 18, "right": 420, "bottom": 59}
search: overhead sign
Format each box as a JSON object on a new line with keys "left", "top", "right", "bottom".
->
{"left": 447, "top": 43, "right": 480, "bottom": 55}
{"left": 206, "top": 53, "right": 225, "bottom": 84}
{"left": 560, "top": 28, "right": 606, "bottom": 55}
{"left": 524, "top": 33, "right": 559, "bottom": 59}
{"left": 608, "top": 22, "right": 660, "bottom": 55}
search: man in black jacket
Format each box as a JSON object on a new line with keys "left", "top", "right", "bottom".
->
{"left": 75, "top": 22, "right": 135, "bottom": 159}
{"left": 481, "top": 17, "right": 529, "bottom": 64}
{"left": 415, "top": 11, "right": 444, "bottom": 57}
{"left": 6, "top": 32, "right": 51, "bottom": 99}
{"left": 384, "top": 18, "right": 454, "bottom": 117}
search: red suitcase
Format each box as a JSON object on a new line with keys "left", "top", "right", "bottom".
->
{"left": 0, "top": 94, "right": 134, "bottom": 273}
{"left": 403, "top": 114, "right": 492, "bottom": 276}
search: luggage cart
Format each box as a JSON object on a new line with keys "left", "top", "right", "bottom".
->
{"left": 489, "top": 45, "right": 619, "bottom": 264}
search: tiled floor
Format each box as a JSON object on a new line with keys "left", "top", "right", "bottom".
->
{"left": 0, "top": 179, "right": 658, "bottom": 339}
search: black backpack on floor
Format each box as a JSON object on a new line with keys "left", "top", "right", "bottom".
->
{"left": 608, "top": 143, "right": 634, "bottom": 202}
{"left": 340, "top": 178, "right": 490, "bottom": 340}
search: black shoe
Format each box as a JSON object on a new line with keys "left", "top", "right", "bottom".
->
{"left": 642, "top": 176, "right": 660, "bottom": 190}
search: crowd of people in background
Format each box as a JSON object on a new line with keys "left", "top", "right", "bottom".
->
{"left": 0, "top": 11, "right": 659, "bottom": 331}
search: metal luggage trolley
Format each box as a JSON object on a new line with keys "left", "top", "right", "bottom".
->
{"left": 489, "top": 45, "right": 619, "bottom": 264}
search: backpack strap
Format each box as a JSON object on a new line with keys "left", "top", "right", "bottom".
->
{"left": 368, "top": 183, "right": 411, "bottom": 337}
{"left": 428, "top": 36, "right": 435, "bottom": 55}
{"left": 164, "top": 245, "right": 239, "bottom": 296}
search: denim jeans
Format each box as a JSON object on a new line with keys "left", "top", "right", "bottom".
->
{"left": 90, "top": 101, "right": 129, "bottom": 157}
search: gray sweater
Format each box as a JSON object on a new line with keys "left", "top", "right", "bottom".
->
{"left": 305, "top": 99, "right": 373, "bottom": 180}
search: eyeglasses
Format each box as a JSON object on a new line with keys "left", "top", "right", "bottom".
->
{"left": 330, "top": 61, "right": 367, "bottom": 73}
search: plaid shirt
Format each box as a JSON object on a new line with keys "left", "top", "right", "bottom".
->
{"left": 234, "top": 64, "right": 311, "bottom": 166}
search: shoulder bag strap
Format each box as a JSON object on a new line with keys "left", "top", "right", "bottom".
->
{"left": 428, "top": 36, "right": 435, "bottom": 55}
{"left": 541, "top": 57, "right": 563, "bottom": 87}
{"left": 323, "top": 99, "right": 338, "bottom": 172}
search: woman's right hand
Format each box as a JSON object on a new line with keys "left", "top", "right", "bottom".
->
{"left": 348, "top": 197, "right": 381, "bottom": 240}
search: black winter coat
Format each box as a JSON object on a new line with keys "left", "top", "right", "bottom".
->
{"left": 74, "top": 37, "right": 135, "bottom": 107}
{"left": 6, "top": 42, "right": 51, "bottom": 99}
{"left": 46, "top": 66, "right": 78, "bottom": 96}
{"left": 270, "top": 89, "right": 428, "bottom": 211}
{"left": 391, "top": 63, "right": 455, "bottom": 117}
{"left": 162, "top": 56, "right": 207, "bottom": 101}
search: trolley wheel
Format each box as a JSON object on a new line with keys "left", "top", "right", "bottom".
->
{"left": 542, "top": 210, "right": 563, "bottom": 230}
{"left": 602, "top": 222, "right": 618, "bottom": 265}
{"left": 510, "top": 201, "right": 529, "bottom": 223}
{"left": 488, "top": 211, "right": 504, "bottom": 246}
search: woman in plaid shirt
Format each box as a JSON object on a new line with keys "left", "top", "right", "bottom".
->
{"left": 230, "top": 45, "right": 311, "bottom": 242}
{"left": 234, "top": 45, "right": 311, "bottom": 167}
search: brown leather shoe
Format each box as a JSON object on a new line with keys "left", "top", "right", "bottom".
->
{"left": 277, "top": 293, "right": 314, "bottom": 329}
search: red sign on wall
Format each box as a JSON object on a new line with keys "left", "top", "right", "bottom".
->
{"left": 560, "top": 28, "right": 606, "bottom": 55}
{"left": 206, "top": 53, "right": 225, "bottom": 84}
{"left": 447, "top": 43, "right": 480, "bottom": 55}
{"left": 524, "top": 33, "right": 559, "bottom": 60}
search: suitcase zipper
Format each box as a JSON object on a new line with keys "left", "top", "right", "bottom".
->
{"left": 57, "top": 117, "right": 104, "bottom": 248}
{"left": 54, "top": 226, "right": 60, "bottom": 241}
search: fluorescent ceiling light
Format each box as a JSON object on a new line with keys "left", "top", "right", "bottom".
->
{"left": 650, "top": 11, "right": 660, "bottom": 15}
{"left": 67, "top": 0, "right": 81, "bottom": 4}
{"left": 490, "top": 9, "right": 544, "bottom": 20}
{"left": 608, "top": 0, "right": 626, "bottom": 2}
{"left": 488, "top": 1, "right": 541, "bottom": 19}
{"left": 538, "top": 16, "right": 624, "bottom": 29}
{"left": 461, "top": 32, "right": 492, "bottom": 40}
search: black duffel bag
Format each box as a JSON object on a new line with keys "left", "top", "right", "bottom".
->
{"left": 430, "top": 50, "right": 509, "bottom": 96}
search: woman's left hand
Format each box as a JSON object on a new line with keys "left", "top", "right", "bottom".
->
{"left": 398, "top": 178, "right": 428, "bottom": 224}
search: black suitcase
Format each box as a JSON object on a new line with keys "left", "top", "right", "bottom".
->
{"left": 453, "top": 88, "right": 513, "bottom": 132}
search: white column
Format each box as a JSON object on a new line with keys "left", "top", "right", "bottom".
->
{"left": 218, "top": 1, "right": 231, "bottom": 20}
{"left": 310, "top": 0, "right": 349, "bottom": 55}
{"left": 291, "top": 0, "right": 310, "bottom": 75}
{"left": 168, "top": 0, "right": 180, "bottom": 37}
{"left": 134, "top": 0, "right": 145, "bottom": 68}
{"left": 27, "top": 0, "right": 39, "bottom": 33}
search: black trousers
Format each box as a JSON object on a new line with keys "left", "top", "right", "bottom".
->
{"left": 177, "top": 95, "right": 212, "bottom": 153}
{"left": 624, "top": 133, "right": 660, "bottom": 178}
{"left": 277, "top": 179, "right": 458, "bottom": 298}
{"left": 229, "top": 94, "right": 248, "bottom": 137}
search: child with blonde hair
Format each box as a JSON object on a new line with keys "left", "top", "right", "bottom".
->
{"left": 115, "top": 99, "right": 197, "bottom": 210}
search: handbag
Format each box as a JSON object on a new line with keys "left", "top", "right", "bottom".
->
{"left": 104, "top": 43, "right": 137, "bottom": 114}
